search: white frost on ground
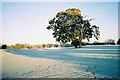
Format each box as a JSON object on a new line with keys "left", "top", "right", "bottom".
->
{"left": 68, "top": 53, "right": 119, "bottom": 59}
{"left": 2, "top": 50, "right": 104, "bottom": 78}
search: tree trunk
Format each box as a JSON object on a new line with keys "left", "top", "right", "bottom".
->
{"left": 75, "top": 45, "right": 78, "bottom": 48}
{"left": 79, "top": 38, "right": 82, "bottom": 48}
{"left": 79, "top": 29, "right": 82, "bottom": 48}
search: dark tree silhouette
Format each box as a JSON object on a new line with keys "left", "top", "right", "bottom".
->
{"left": 2, "top": 44, "right": 7, "bottom": 49}
{"left": 117, "top": 39, "right": 120, "bottom": 45}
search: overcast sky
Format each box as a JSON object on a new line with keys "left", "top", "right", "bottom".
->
{"left": 0, "top": 1, "right": 119, "bottom": 45}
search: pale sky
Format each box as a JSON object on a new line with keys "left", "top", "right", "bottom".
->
{"left": 0, "top": 1, "right": 119, "bottom": 45}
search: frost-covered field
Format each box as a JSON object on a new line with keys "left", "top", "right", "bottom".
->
{"left": 2, "top": 45, "right": 119, "bottom": 78}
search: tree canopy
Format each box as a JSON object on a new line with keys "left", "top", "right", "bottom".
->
{"left": 47, "top": 8, "right": 100, "bottom": 48}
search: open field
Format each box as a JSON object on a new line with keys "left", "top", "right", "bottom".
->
{"left": 2, "top": 45, "right": 119, "bottom": 78}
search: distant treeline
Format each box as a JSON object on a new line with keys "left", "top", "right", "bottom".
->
{"left": 0, "top": 43, "right": 60, "bottom": 49}
{"left": 0, "top": 39, "right": 120, "bottom": 49}
{"left": 82, "top": 42, "right": 115, "bottom": 45}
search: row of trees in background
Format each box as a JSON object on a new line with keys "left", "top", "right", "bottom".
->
{"left": 0, "top": 38, "right": 120, "bottom": 49}
{"left": 0, "top": 43, "right": 60, "bottom": 49}
{"left": 71, "top": 39, "right": 119, "bottom": 47}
